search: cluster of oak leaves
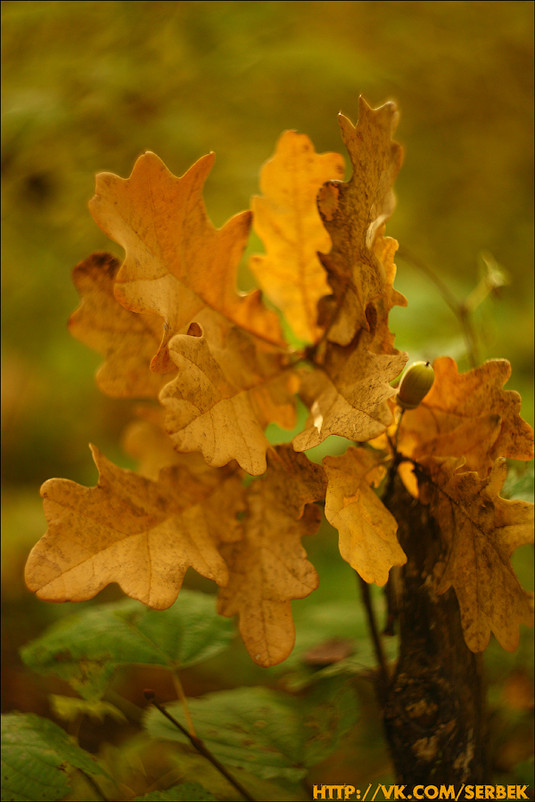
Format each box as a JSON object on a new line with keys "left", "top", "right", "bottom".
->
{"left": 25, "top": 99, "right": 534, "bottom": 668}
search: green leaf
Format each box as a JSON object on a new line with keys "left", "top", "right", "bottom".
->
{"left": 134, "top": 782, "right": 217, "bottom": 801}
{"left": 171, "top": 756, "right": 305, "bottom": 802}
{"left": 144, "top": 680, "right": 358, "bottom": 782}
{"left": 20, "top": 591, "right": 234, "bottom": 699}
{"left": 97, "top": 733, "right": 304, "bottom": 802}
{"left": 1, "top": 712, "right": 108, "bottom": 802}
{"left": 48, "top": 695, "right": 127, "bottom": 725}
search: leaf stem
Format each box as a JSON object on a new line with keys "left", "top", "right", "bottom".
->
{"left": 144, "top": 690, "right": 256, "bottom": 802}
{"left": 172, "top": 671, "right": 196, "bottom": 737}
{"left": 393, "top": 408, "right": 405, "bottom": 454}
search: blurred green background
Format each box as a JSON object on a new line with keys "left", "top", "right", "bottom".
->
{"left": 2, "top": 0, "right": 534, "bottom": 490}
{"left": 2, "top": 0, "right": 533, "bottom": 789}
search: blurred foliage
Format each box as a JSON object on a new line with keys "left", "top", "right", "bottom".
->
{"left": 2, "top": 0, "right": 533, "bottom": 486}
{"left": 1, "top": 0, "right": 533, "bottom": 794}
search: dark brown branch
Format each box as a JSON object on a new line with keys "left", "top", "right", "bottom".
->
{"left": 381, "top": 475, "right": 489, "bottom": 784}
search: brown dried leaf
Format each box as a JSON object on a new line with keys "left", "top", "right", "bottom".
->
{"left": 398, "top": 357, "right": 534, "bottom": 476}
{"left": 324, "top": 447, "right": 406, "bottom": 585}
{"left": 317, "top": 97, "right": 406, "bottom": 347}
{"left": 293, "top": 334, "right": 407, "bottom": 451}
{"left": 25, "top": 446, "right": 244, "bottom": 609}
{"left": 122, "top": 406, "right": 219, "bottom": 481}
{"left": 69, "top": 252, "right": 167, "bottom": 397}
{"left": 420, "top": 457, "right": 534, "bottom": 652}
{"left": 370, "top": 227, "right": 408, "bottom": 354}
{"left": 160, "top": 321, "right": 298, "bottom": 475}
{"left": 88, "top": 152, "right": 283, "bottom": 372}
{"left": 303, "top": 638, "right": 355, "bottom": 667}
{"left": 217, "top": 446, "right": 325, "bottom": 666}
{"left": 250, "top": 131, "right": 345, "bottom": 343}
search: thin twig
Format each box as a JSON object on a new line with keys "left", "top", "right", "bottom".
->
{"left": 457, "top": 304, "right": 479, "bottom": 368}
{"left": 356, "top": 574, "right": 390, "bottom": 695}
{"left": 144, "top": 690, "right": 256, "bottom": 802}
{"left": 397, "top": 246, "right": 479, "bottom": 367}
{"left": 378, "top": 449, "right": 410, "bottom": 641}
{"left": 397, "top": 246, "right": 459, "bottom": 314}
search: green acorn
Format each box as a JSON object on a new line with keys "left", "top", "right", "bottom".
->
{"left": 397, "top": 361, "right": 435, "bottom": 410}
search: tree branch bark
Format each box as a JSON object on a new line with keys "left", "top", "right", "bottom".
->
{"left": 382, "top": 474, "right": 489, "bottom": 785}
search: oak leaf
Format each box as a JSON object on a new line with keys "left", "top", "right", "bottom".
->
{"left": 25, "top": 446, "right": 244, "bottom": 609}
{"left": 316, "top": 97, "right": 407, "bottom": 347}
{"left": 88, "top": 151, "right": 283, "bottom": 373}
{"left": 249, "top": 131, "right": 345, "bottom": 343}
{"left": 323, "top": 447, "right": 406, "bottom": 585}
{"left": 122, "top": 406, "right": 223, "bottom": 481}
{"left": 397, "top": 357, "right": 534, "bottom": 476}
{"left": 217, "top": 446, "right": 326, "bottom": 666}
{"left": 160, "top": 321, "right": 298, "bottom": 475}
{"left": 419, "top": 457, "right": 534, "bottom": 652}
{"left": 69, "top": 252, "right": 167, "bottom": 397}
{"left": 293, "top": 333, "right": 407, "bottom": 451}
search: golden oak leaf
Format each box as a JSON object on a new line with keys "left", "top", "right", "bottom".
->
{"left": 370, "top": 226, "right": 408, "bottom": 355}
{"left": 316, "top": 97, "right": 406, "bottom": 347}
{"left": 217, "top": 446, "right": 325, "bottom": 666}
{"left": 259, "top": 442, "right": 327, "bottom": 516}
{"left": 293, "top": 334, "right": 407, "bottom": 451}
{"left": 249, "top": 131, "right": 345, "bottom": 343}
{"left": 88, "top": 152, "right": 283, "bottom": 372}
{"left": 323, "top": 447, "right": 406, "bottom": 585}
{"left": 397, "top": 357, "right": 534, "bottom": 476}
{"left": 25, "top": 446, "right": 244, "bottom": 609}
{"left": 160, "top": 321, "right": 298, "bottom": 476}
{"left": 419, "top": 457, "right": 534, "bottom": 652}
{"left": 122, "top": 406, "right": 220, "bottom": 481}
{"left": 69, "top": 252, "right": 167, "bottom": 398}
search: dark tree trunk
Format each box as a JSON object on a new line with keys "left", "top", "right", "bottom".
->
{"left": 382, "top": 475, "right": 489, "bottom": 785}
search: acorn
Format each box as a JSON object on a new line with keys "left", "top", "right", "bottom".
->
{"left": 397, "top": 361, "right": 435, "bottom": 410}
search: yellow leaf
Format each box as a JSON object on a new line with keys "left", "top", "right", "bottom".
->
{"left": 293, "top": 333, "right": 407, "bottom": 451}
{"left": 25, "top": 446, "right": 244, "bottom": 609}
{"left": 250, "top": 131, "right": 345, "bottom": 343}
{"left": 420, "top": 457, "right": 534, "bottom": 652}
{"left": 160, "top": 320, "right": 298, "bottom": 475}
{"left": 88, "top": 152, "right": 283, "bottom": 372}
{"left": 69, "top": 252, "right": 167, "bottom": 398}
{"left": 398, "top": 357, "right": 534, "bottom": 476}
{"left": 122, "top": 406, "right": 220, "bottom": 481}
{"left": 317, "top": 97, "right": 406, "bottom": 347}
{"left": 217, "top": 447, "right": 325, "bottom": 666}
{"left": 324, "top": 447, "right": 406, "bottom": 585}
